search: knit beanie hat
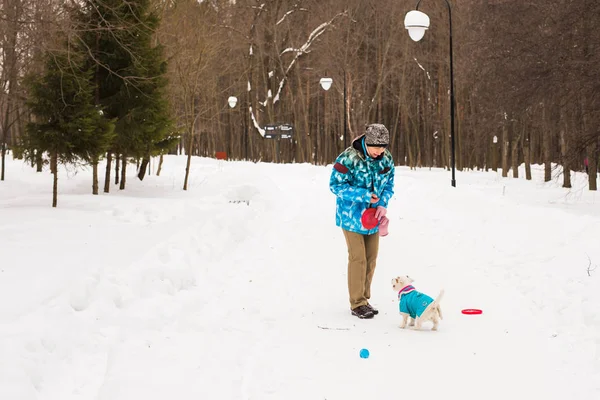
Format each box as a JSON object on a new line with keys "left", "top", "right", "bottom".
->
{"left": 364, "top": 123, "right": 389, "bottom": 147}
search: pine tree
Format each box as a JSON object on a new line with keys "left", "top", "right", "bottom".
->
{"left": 124, "top": 0, "right": 176, "bottom": 181}
{"left": 120, "top": 10, "right": 175, "bottom": 181}
{"left": 78, "top": 0, "right": 175, "bottom": 188}
{"left": 23, "top": 51, "right": 114, "bottom": 207}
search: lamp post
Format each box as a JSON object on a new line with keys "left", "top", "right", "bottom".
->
{"left": 320, "top": 74, "right": 348, "bottom": 151}
{"left": 227, "top": 96, "right": 238, "bottom": 159}
{"left": 342, "top": 71, "right": 348, "bottom": 150}
{"left": 492, "top": 135, "right": 498, "bottom": 172}
{"left": 405, "top": 0, "right": 456, "bottom": 187}
{"left": 318, "top": 77, "right": 332, "bottom": 164}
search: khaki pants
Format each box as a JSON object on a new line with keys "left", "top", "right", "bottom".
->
{"left": 342, "top": 229, "right": 379, "bottom": 309}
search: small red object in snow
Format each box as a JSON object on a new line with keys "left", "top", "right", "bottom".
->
{"left": 361, "top": 208, "right": 379, "bottom": 229}
{"left": 461, "top": 309, "right": 483, "bottom": 315}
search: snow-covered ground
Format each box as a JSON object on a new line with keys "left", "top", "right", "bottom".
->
{"left": 1, "top": 154, "right": 598, "bottom": 400}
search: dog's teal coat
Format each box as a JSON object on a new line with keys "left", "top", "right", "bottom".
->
{"left": 398, "top": 285, "right": 434, "bottom": 319}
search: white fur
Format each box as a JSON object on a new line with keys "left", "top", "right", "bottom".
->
{"left": 391, "top": 275, "right": 444, "bottom": 331}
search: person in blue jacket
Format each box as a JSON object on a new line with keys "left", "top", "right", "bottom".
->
{"left": 329, "top": 123, "right": 395, "bottom": 319}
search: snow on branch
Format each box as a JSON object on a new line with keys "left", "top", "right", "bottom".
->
{"left": 249, "top": 106, "right": 265, "bottom": 137}
{"left": 414, "top": 57, "right": 431, "bottom": 80}
{"left": 272, "top": 12, "right": 346, "bottom": 105}
{"left": 276, "top": 8, "right": 308, "bottom": 26}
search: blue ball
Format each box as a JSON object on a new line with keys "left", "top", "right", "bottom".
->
{"left": 359, "top": 348, "right": 370, "bottom": 359}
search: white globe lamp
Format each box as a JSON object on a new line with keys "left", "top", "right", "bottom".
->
{"left": 319, "top": 77, "right": 333, "bottom": 91}
{"left": 404, "top": 10, "right": 430, "bottom": 42}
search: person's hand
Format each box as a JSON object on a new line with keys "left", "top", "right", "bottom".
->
{"left": 374, "top": 206, "right": 387, "bottom": 219}
{"left": 378, "top": 216, "right": 389, "bottom": 236}
{"left": 370, "top": 193, "right": 379, "bottom": 204}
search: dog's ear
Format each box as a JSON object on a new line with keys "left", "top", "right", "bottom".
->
{"left": 406, "top": 275, "right": 414, "bottom": 283}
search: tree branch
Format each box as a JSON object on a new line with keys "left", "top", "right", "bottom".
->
{"left": 271, "top": 11, "right": 347, "bottom": 105}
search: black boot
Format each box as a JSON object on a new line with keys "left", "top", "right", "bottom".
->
{"left": 351, "top": 305, "right": 374, "bottom": 319}
{"left": 366, "top": 303, "right": 379, "bottom": 315}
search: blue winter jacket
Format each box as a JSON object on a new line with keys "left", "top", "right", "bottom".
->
{"left": 329, "top": 135, "right": 395, "bottom": 234}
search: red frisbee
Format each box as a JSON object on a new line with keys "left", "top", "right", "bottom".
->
{"left": 361, "top": 208, "right": 379, "bottom": 229}
{"left": 461, "top": 309, "right": 483, "bottom": 315}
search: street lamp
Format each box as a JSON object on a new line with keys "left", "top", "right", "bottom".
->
{"left": 405, "top": 0, "right": 456, "bottom": 187}
{"left": 317, "top": 78, "right": 332, "bottom": 164}
{"left": 227, "top": 96, "right": 238, "bottom": 159}
{"left": 342, "top": 72, "right": 347, "bottom": 149}
{"left": 320, "top": 75, "right": 348, "bottom": 150}
{"left": 319, "top": 77, "right": 332, "bottom": 91}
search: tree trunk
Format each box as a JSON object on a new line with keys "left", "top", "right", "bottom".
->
{"left": 51, "top": 151, "right": 58, "bottom": 208}
{"left": 542, "top": 107, "right": 552, "bottom": 182}
{"left": 137, "top": 157, "right": 149, "bottom": 180}
{"left": 405, "top": 126, "right": 414, "bottom": 169}
{"left": 119, "top": 154, "right": 126, "bottom": 190}
{"left": 543, "top": 138, "right": 551, "bottom": 182}
{"left": 1, "top": 0, "right": 20, "bottom": 182}
{"left": 36, "top": 150, "right": 43, "bottom": 172}
{"left": 492, "top": 137, "right": 498, "bottom": 172}
{"left": 560, "top": 125, "right": 571, "bottom": 188}
{"left": 588, "top": 142, "right": 597, "bottom": 191}
{"left": 104, "top": 151, "right": 112, "bottom": 193}
{"left": 92, "top": 156, "right": 99, "bottom": 194}
{"left": 501, "top": 125, "right": 509, "bottom": 178}
{"left": 115, "top": 153, "right": 120, "bottom": 185}
{"left": 511, "top": 128, "right": 521, "bottom": 178}
{"left": 0, "top": 108, "right": 7, "bottom": 181}
{"left": 524, "top": 132, "right": 532, "bottom": 180}
{"left": 157, "top": 154, "right": 164, "bottom": 176}
{"left": 183, "top": 131, "right": 194, "bottom": 190}
{"left": 0, "top": 143, "right": 5, "bottom": 181}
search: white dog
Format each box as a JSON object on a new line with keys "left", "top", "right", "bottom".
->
{"left": 391, "top": 275, "right": 444, "bottom": 331}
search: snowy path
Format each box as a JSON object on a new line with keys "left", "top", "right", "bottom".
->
{"left": 1, "top": 157, "right": 599, "bottom": 399}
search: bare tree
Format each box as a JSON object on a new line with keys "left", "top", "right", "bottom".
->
{"left": 0, "top": 0, "right": 23, "bottom": 181}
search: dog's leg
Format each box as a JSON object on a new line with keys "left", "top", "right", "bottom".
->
{"left": 430, "top": 290, "right": 445, "bottom": 323}
{"left": 414, "top": 317, "right": 422, "bottom": 330}
{"left": 431, "top": 314, "right": 439, "bottom": 331}
{"left": 408, "top": 317, "right": 415, "bottom": 327}
{"left": 399, "top": 313, "right": 409, "bottom": 328}
{"left": 416, "top": 308, "right": 431, "bottom": 329}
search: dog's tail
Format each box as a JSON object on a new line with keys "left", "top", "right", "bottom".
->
{"left": 434, "top": 289, "right": 444, "bottom": 304}
{"left": 433, "top": 289, "right": 444, "bottom": 319}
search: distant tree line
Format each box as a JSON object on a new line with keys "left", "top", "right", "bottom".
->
{"left": 0, "top": 0, "right": 597, "bottom": 205}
